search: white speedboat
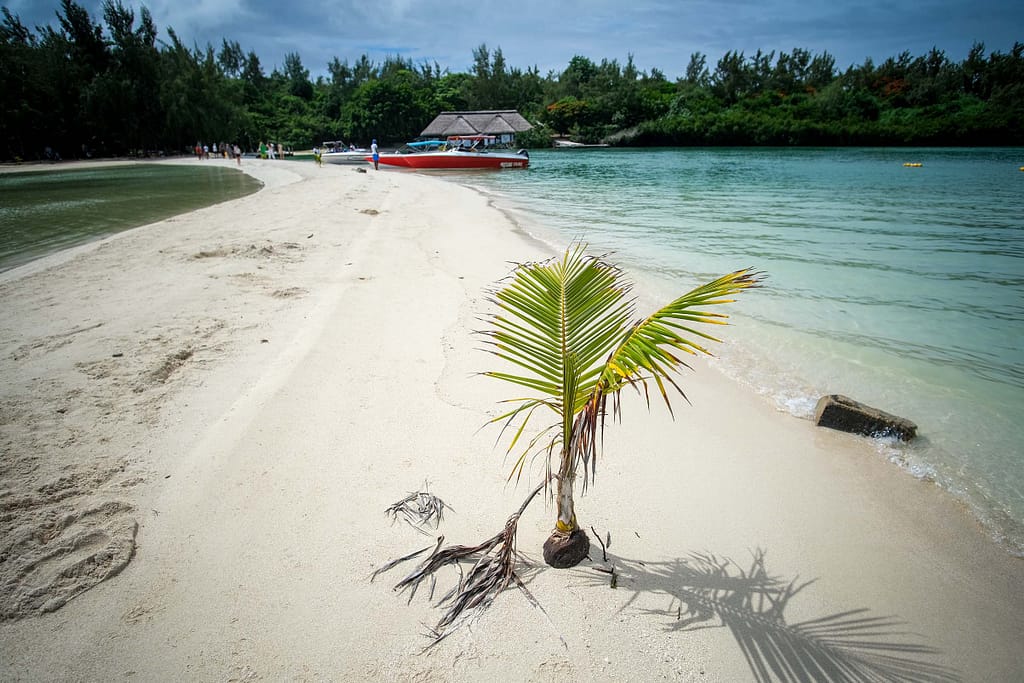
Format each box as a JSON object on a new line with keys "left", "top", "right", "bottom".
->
{"left": 319, "top": 141, "right": 369, "bottom": 165}
{"left": 553, "top": 139, "right": 609, "bottom": 148}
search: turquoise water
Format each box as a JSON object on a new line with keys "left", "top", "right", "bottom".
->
{"left": 0, "top": 163, "right": 262, "bottom": 272}
{"left": 453, "top": 147, "right": 1024, "bottom": 556}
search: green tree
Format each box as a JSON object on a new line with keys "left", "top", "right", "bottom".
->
{"left": 684, "top": 51, "right": 710, "bottom": 87}
{"left": 0, "top": 8, "right": 40, "bottom": 158}
{"left": 54, "top": 0, "right": 108, "bottom": 72}
{"left": 240, "top": 50, "right": 266, "bottom": 104}
{"left": 712, "top": 50, "right": 750, "bottom": 104}
{"left": 905, "top": 47, "right": 955, "bottom": 106}
{"left": 542, "top": 96, "right": 592, "bottom": 135}
{"left": 34, "top": 0, "right": 110, "bottom": 157}
{"left": 320, "top": 56, "right": 352, "bottom": 121}
{"left": 482, "top": 245, "right": 759, "bottom": 567}
{"left": 155, "top": 30, "right": 196, "bottom": 149}
{"left": 217, "top": 39, "right": 244, "bottom": 78}
{"left": 806, "top": 51, "right": 837, "bottom": 91}
{"left": 431, "top": 71, "right": 471, "bottom": 112}
{"left": 508, "top": 64, "right": 544, "bottom": 114}
{"left": 340, "top": 72, "right": 430, "bottom": 143}
{"left": 466, "top": 43, "right": 517, "bottom": 108}
{"left": 351, "top": 54, "right": 378, "bottom": 85}
{"left": 283, "top": 51, "right": 313, "bottom": 100}
{"left": 749, "top": 49, "right": 775, "bottom": 92}
{"left": 159, "top": 34, "right": 241, "bottom": 150}
{"left": 960, "top": 42, "right": 988, "bottom": 97}
{"left": 559, "top": 55, "right": 598, "bottom": 98}
{"left": 93, "top": 0, "right": 162, "bottom": 154}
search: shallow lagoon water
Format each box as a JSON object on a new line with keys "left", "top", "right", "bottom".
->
{"left": 454, "top": 147, "right": 1024, "bottom": 555}
{"left": 0, "top": 163, "right": 261, "bottom": 272}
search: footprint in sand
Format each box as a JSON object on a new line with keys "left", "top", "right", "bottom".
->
{"left": 1, "top": 501, "right": 138, "bottom": 619}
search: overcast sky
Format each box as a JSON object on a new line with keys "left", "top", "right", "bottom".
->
{"left": 7, "top": 0, "right": 1023, "bottom": 79}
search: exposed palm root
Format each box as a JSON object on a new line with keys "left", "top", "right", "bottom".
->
{"left": 385, "top": 485, "right": 453, "bottom": 534}
{"left": 372, "top": 482, "right": 544, "bottom": 646}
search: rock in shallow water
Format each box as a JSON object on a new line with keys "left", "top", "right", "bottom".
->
{"left": 814, "top": 394, "right": 917, "bottom": 441}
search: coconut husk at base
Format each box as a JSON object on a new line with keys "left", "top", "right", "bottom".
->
{"left": 542, "top": 528, "right": 590, "bottom": 568}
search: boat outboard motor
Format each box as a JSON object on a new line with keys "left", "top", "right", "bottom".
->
{"left": 517, "top": 149, "right": 529, "bottom": 158}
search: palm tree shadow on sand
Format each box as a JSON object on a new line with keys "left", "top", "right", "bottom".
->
{"left": 586, "top": 548, "right": 959, "bottom": 682}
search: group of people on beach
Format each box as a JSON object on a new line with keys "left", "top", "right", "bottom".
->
{"left": 188, "top": 138, "right": 376, "bottom": 167}
{"left": 190, "top": 140, "right": 290, "bottom": 165}
{"left": 194, "top": 141, "right": 242, "bottom": 165}
{"left": 257, "top": 142, "right": 285, "bottom": 160}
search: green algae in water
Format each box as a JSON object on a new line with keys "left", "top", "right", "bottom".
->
{"left": 0, "top": 163, "right": 262, "bottom": 272}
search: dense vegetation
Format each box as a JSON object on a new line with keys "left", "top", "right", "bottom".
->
{"left": 2, "top": 0, "right": 1022, "bottom": 160}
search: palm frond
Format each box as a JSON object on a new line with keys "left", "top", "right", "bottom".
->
{"left": 488, "top": 398, "right": 561, "bottom": 481}
{"left": 385, "top": 485, "right": 454, "bottom": 534}
{"left": 566, "top": 268, "right": 762, "bottom": 487}
{"left": 481, "top": 245, "right": 634, "bottom": 414}
{"left": 597, "top": 268, "right": 762, "bottom": 403}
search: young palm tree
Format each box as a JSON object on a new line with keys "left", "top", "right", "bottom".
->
{"left": 483, "top": 244, "right": 760, "bottom": 567}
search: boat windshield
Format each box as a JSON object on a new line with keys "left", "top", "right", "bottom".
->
{"left": 396, "top": 140, "right": 446, "bottom": 153}
{"left": 446, "top": 136, "right": 497, "bottom": 142}
{"left": 446, "top": 135, "right": 511, "bottom": 152}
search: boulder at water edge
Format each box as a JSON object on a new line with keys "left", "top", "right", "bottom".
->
{"left": 814, "top": 394, "right": 917, "bottom": 441}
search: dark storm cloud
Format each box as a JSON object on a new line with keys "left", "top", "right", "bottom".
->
{"left": 5, "top": 0, "right": 1021, "bottom": 78}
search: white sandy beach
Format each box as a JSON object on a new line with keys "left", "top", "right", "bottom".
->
{"left": 1, "top": 158, "right": 1021, "bottom": 681}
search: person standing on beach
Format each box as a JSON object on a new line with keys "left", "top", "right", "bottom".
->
{"left": 233, "top": 144, "right": 242, "bottom": 165}
{"left": 371, "top": 139, "right": 379, "bottom": 170}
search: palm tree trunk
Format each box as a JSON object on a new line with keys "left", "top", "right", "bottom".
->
{"left": 545, "top": 447, "right": 590, "bottom": 568}
{"left": 554, "top": 448, "right": 576, "bottom": 533}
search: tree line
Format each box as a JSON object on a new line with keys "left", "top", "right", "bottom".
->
{"left": 2, "top": 0, "right": 1021, "bottom": 161}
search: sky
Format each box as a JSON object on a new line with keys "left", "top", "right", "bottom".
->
{"left": 7, "top": 0, "right": 1023, "bottom": 80}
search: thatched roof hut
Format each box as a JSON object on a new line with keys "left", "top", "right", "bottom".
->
{"left": 419, "top": 111, "right": 532, "bottom": 141}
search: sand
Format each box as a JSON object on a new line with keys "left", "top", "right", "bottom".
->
{"left": 1, "top": 158, "right": 1021, "bottom": 681}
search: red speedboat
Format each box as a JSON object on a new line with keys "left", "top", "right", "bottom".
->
{"left": 372, "top": 135, "right": 529, "bottom": 170}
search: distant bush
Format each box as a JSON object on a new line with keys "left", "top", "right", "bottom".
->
{"left": 515, "top": 126, "right": 555, "bottom": 149}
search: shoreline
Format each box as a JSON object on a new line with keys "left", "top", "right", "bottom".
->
{"left": 458, "top": 162, "right": 1024, "bottom": 562}
{"left": 0, "top": 158, "right": 267, "bottom": 279}
{"left": 1, "top": 159, "right": 1021, "bottom": 680}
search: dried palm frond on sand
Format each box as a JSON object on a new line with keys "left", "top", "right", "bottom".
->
{"left": 384, "top": 485, "right": 452, "bottom": 534}
{"left": 373, "top": 482, "right": 555, "bottom": 647}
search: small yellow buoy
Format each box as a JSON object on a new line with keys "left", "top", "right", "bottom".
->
{"left": 1019, "top": 166, "right": 1024, "bottom": 172}
{"left": 903, "top": 162, "right": 922, "bottom": 167}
